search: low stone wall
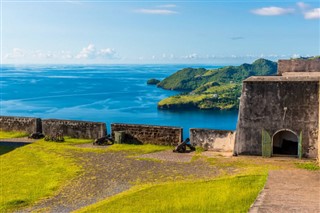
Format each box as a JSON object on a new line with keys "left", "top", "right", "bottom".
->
{"left": 190, "top": 128, "right": 235, "bottom": 151}
{"left": 111, "top": 123, "right": 182, "bottom": 146}
{"left": 42, "top": 119, "right": 106, "bottom": 139}
{"left": 0, "top": 115, "right": 42, "bottom": 134}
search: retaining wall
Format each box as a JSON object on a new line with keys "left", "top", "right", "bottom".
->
{"left": 190, "top": 128, "right": 235, "bottom": 151}
{"left": 42, "top": 119, "right": 106, "bottom": 139}
{"left": 0, "top": 116, "right": 42, "bottom": 134}
{"left": 111, "top": 123, "right": 182, "bottom": 146}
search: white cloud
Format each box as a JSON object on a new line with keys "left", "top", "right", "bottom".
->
{"left": 76, "top": 44, "right": 96, "bottom": 59}
{"left": 97, "top": 48, "right": 116, "bottom": 58}
{"left": 304, "top": 8, "right": 320, "bottom": 19}
{"left": 75, "top": 44, "right": 116, "bottom": 59}
{"left": 135, "top": 9, "right": 177, "bottom": 15}
{"left": 182, "top": 53, "right": 198, "bottom": 59}
{"left": 252, "top": 3, "right": 319, "bottom": 20}
{"left": 251, "top": 7, "right": 295, "bottom": 16}
{"left": 5, "top": 48, "right": 26, "bottom": 59}
{"left": 292, "top": 53, "right": 301, "bottom": 58}
{"left": 4, "top": 44, "right": 117, "bottom": 62}
{"left": 297, "top": 2, "right": 319, "bottom": 19}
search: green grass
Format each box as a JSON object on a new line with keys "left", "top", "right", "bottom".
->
{"left": 0, "top": 141, "right": 83, "bottom": 211}
{"left": 106, "top": 144, "right": 172, "bottom": 154}
{"left": 195, "top": 146, "right": 205, "bottom": 153}
{"left": 295, "top": 161, "right": 320, "bottom": 171}
{"left": 158, "top": 94, "right": 209, "bottom": 106}
{"left": 76, "top": 175, "right": 267, "bottom": 213}
{"left": 0, "top": 130, "right": 29, "bottom": 139}
{"left": 39, "top": 136, "right": 93, "bottom": 145}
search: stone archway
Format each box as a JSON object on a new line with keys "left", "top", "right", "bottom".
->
{"left": 272, "top": 129, "right": 299, "bottom": 156}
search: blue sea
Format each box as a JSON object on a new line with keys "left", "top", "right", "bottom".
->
{"left": 0, "top": 64, "right": 238, "bottom": 138}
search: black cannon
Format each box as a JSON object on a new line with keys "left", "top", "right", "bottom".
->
{"left": 93, "top": 134, "right": 114, "bottom": 146}
{"left": 173, "top": 138, "right": 196, "bottom": 153}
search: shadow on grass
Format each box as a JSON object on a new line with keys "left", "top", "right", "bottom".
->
{"left": 0, "top": 142, "right": 31, "bottom": 156}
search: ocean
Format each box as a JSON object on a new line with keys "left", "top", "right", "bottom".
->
{"left": 0, "top": 64, "right": 238, "bottom": 138}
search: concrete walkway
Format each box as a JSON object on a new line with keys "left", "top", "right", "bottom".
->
{"left": 250, "top": 170, "right": 320, "bottom": 213}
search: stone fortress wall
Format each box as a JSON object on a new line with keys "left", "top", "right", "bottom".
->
{"left": 111, "top": 123, "right": 182, "bottom": 146}
{"left": 278, "top": 58, "right": 320, "bottom": 75}
{"left": 0, "top": 116, "right": 42, "bottom": 134}
{"left": 42, "top": 119, "right": 106, "bottom": 139}
{"left": 0, "top": 115, "right": 233, "bottom": 150}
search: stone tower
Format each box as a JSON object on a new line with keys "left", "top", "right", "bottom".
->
{"left": 235, "top": 57, "right": 320, "bottom": 159}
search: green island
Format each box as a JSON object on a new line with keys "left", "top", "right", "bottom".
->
{"left": 157, "top": 58, "right": 277, "bottom": 110}
{"left": 147, "top": 78, "right": 161, "bottom": 85}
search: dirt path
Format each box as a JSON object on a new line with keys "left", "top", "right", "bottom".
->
{"left": 250, "top": 170, "right": 320, "bottom": 213}
{"left": 24, "top": 150, "right": 223, "bottom": 212}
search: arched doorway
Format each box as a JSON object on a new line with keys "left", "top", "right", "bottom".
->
{"left": 272, "top": 130, "right": 298, "bottom": 156}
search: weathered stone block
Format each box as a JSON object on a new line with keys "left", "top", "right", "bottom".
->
{"left": 190, "top": 128, "right": 235, "bottom": 151}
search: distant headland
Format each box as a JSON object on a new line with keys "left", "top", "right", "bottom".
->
{"left": 154, "top": 58, "right": 277, "bottom": 110}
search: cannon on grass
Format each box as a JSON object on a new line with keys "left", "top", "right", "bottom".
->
{"left": 173, "top": 138, "right": 196, "bottom": 153}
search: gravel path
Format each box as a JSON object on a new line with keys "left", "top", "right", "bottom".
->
{"left": 139, "top": 150, "right": 195, "bottom": 162}
{"left": 250, "top": 170, "right": 320, "bottom": 213}
{"left": 25, "top": 149, "right": 221, "bottom": 212}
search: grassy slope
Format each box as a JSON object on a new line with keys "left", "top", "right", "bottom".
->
{"left": 76, "top": 175, "right": 266, "bottom": 213}
{"left": 0, "top": 137, "right": 174, "bottom": 211}
{"left": 0, "top": 130, "right": 29, "bottom": 139}
{"left": 76, "top": 155, "right": 281, "bottom": 213}
{"left": 0, "top": 142, "right": 81, "bottom": 211}
{"left": 0, "top": 137, "right": 99, "bottom": 212}
{"left": 159, "top": 84, "right": 241, "bottom": 110}
{"left": 158, "top": 59, "right": 277, "bottom": 110}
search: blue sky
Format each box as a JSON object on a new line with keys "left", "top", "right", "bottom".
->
{"left": 1, "top": 0, "right": 319, "bottom": 64}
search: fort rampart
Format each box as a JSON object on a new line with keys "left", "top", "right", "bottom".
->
{"left": 278, "top": 58, "right": 320, "bottom": 75}
{"left": 42, "top": 119, "right": 106, "bottom": 139}
{"left": 111, "top": 123, "right": 182, "bottom": 146}
{"left": 190, "top": 128, "right": 235, "bottom": 151}
{"left": 1, "top": 115, "right": 235, "bottom": 149}
{"left": 0, "top": 116, "right": 42, "bottom": 134}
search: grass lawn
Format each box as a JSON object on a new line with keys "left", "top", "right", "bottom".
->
{"left": 295, "top": 161, "right": 320, "bottom": 171}
{"left": 0, "top": 139, "right": 92, "bottom": 212}
{"left": 0, "top": 138, "right": 172, "bottom": 211}
{"left": 76, "top": 175, "right": 267, "bottom": 213}
{"left": 0, "top": 130, "right": 29, "bottom": 139}
{"left": 39, "top": 136, "right": 94, "bottom": 145}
